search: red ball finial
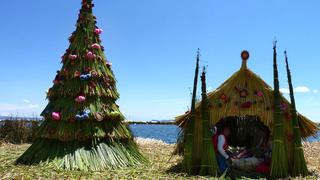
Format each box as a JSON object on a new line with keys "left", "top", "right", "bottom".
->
{"left": 241, "top": 50, "right": 249, "bottom": 61}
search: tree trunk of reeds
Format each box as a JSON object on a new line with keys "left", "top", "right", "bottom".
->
{"left": 284, "top": 50, "right": 308, "bottom": 177}
{"left": 199, "top": 67, "right": 219, "bottom": 176}
{"left": 182, "top": 50, "right": 200, "bottom": 173}
{"left": 270, "top": 42, "right": 289, "bottom": 178}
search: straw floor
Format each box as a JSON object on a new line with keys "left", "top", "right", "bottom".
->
{"left": 0, "top": 138, "right": 319, "bottom": 179}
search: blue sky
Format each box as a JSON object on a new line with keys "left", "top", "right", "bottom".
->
{"left": 0, "top": 0, "right": 319, "bottom": 121}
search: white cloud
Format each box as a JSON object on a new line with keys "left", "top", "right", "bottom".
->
{"left": 23, "top": 99, "right": 31, "bottom": 103}
{"left": 280, "top": 86, "right": 311, "bottom": 94}
{"left": 280, "top": 88, "right": 290, "bottom": 94}
{"left": 22, "top": 99, "right": 39, "bottom": 108}
{"left": 0, "top": 103, "right": 41, "bottom": 116}
{"left": 28, "top": 104, "right": 40, "bottom": 108}
{"left": 294, "top": 86, "right": 310, "bottom": 93}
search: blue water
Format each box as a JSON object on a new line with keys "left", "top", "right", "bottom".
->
{"left": 306, "top": 131, "right": 320, "bottom": 142}
{"left": 130, "top": 124, "right": 320, "bottom": 144}
{"left": 130, "top": 124, "right": 180, "bottom": 144}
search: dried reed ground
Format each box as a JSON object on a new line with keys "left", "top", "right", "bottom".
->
{"left": 0, "top": 138, "right": 319, "bottom": 179}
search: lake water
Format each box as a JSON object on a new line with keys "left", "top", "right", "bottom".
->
{"left": 130, "top": 124, "right": 180, "bottom": 144}
{"left": 130, "top": 124, "right": 320, "bottom": 144}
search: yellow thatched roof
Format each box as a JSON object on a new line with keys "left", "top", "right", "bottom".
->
{"left": 176, "top": 58, "right": 318, "bottom": 138}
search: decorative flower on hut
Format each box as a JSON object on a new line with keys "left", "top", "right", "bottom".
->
{"left": 256, "top": 90, "right": 263, "bottom": 97}
{"left": 220, "top": 94, "right": 227, "bottom": 101}
{"left": 239, "top": 89, "right": 248, "bottom": 98}
{"left": 220, "top": 93, "right": 229, "bottom": 103}
{"left": 280, "top": 103, "right": 288, "bottom": 111}
{"left": 241, "top": 101, "right": 252, "bottom": 109}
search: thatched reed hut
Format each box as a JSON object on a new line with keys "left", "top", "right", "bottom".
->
{"left": 175, "top": 50, "right": 318, "bottom": 177}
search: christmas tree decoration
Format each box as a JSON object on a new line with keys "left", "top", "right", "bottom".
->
{"left": 16, "top": 0, "right": 146, "bottom": 170}
{"left": 86, "top": 51, "right": 96, "bottom": 59}
{"left": 75, "top": 95, "right": 86, "bottom": 103}
{"left": 94, "top": 28, "right": 103, "bottom": 35}
{"left": 69, "top": 54, "right": 78, "bottom": 60}
{"left": 52, "top": 112, "right": 61, "bottom": 121}
{"left": 75, "top": 109, "right": 91, "bottom": 121}
{"left": 80, "top": 73, "right": 92, "bottom": 80}
{"left": 91, "top": 43, "right": 101, "bottom": 49}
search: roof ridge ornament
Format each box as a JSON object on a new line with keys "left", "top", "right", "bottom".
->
{"left": 241, "top": 50, "right": 249, "bottom": 69}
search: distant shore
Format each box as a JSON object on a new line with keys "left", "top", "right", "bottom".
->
{"left": 126, "top": 120, "right": 175, "bottom": 125}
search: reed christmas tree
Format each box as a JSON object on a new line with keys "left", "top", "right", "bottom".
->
{"left": 16, "top": 0, "right": 146, "bottom": 170}
{"left": 270, "top": 42, "right": 288, "bottom": 178}
{"left": 284, "top": 50, "right": 308, "bottom": 176}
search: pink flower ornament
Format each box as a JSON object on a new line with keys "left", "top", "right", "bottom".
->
{"left": 94, "top": 28, "right": 103, "bottom": 35}
{"left": 256, "top": 91, "right": 263, "bottom": 97}
{"left": 52, "top": 112, "right": 61, "bottom": 121}
{"left": 69, "top": 54, "right": 78, "bottom": 60}
{"left": 280, "top": 103, "right": 288, "bottom": 111}
{"left": 86, "top": 51, "right": 96, "bottom": 60}
{"left": 91, "top": 43, "right": 101, "bottom": 49}
{"left": 75, "top": 95, "right": 86, "bottom": 103}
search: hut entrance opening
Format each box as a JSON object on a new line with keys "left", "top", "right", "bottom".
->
{"left": 215, "top": 116, "right": 271, "bottom": 171}
{"left": 215, "top": 116, "right": 270, "bottom": 150}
